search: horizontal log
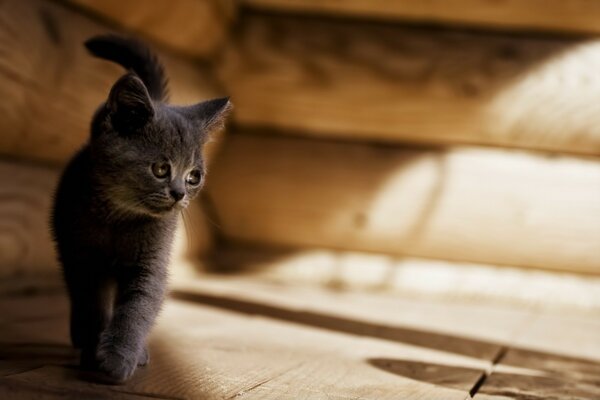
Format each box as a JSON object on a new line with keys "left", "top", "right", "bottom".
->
{"left": 243, "top": 0, "right": 600, "bottom": 35}
{"left": 0, "top": 0, "right": 223, "bottom": 165}
{"left": 67, "top": 0, "right": 236, "bottom": 58}
{"left": 0, "top": 161, "right": 59, "bottom": 277}
{"left": 206, "top": 131, "right": 600, "bottom": 274}
{"left": 219, "top": 13, "right": 600, "bottom": 155}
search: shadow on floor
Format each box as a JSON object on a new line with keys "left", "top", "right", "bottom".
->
{"left": 368, "top": 358, "right": 483, "bottom": 392}
{"left": 368, "top": 357, "right": 600, "bottom": 399}
{"left": 171, "top": 290, "right": 501, "bottom": 360}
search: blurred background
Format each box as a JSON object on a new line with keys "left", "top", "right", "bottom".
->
{"left": 1, "top": 1, "right": 600, "bottom": 399}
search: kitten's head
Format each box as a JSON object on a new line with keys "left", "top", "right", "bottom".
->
{"left": 90, "top": 73, "right": 231, "bottom": 218}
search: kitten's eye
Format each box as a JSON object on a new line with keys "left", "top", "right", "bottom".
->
{"left": 186, "top": 169, "right": 203, "bottom": 186}
{"left": 152, "top": 162, "right": 170, "bottom": 178}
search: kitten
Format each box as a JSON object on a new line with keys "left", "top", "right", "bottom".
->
{"left": 51, "top": 34, "right": 231, "bottom": 384}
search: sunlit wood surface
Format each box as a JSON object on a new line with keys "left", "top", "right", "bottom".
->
{"left": 207, "top": 132, "right": 600, "bottom": 274}
{"left": 0, "top": 276, "right": 598, "bottom": 399}
{"left": 219, "top": 12, "right": 600, "bottom": 155}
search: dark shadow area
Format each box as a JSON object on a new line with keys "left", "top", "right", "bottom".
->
{"left": 368, "top": 358, "right": 483, "bottom": 392}
{"left": 0, "top": 342, "right": 79, "bottom": 389}
{"left": 477, "top": 371, "right": 600, "bottom": 400}
{"left": 368, "top": 357, "right": 600, "bottom": 400}
{"left": 0, "top": 343, "right": 78, "bottom": 373}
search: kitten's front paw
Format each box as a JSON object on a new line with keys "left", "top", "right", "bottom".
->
{"left": 95, "top": 346, "right": 138, "bottom": 384}
{"left": 138, "top": 346, "right": 150, "bottom": 367}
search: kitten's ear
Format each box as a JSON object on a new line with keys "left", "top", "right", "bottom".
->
{"left": 186, "top": 97, "right": 232, "bottom": 141}
{"left": 108, "top": 73, "right": 154, "bottom": 133}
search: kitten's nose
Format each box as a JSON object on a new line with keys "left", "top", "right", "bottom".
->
{"left": 170, "top": 189, "right": 185, "bottom": 202}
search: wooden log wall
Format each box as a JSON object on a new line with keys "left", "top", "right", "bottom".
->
{"left": 207, "top": 132, "right": 600, "bottom": 274}
{"left": 218, "top": 12, "right": 600, "bottom": 155}
{"left": 2, "top": 0, "right": 600, "bottom": 277}
{"left": 0, "top": 162, "right": 59, "bottom": 277}
{"left": 202, "top": 6, "right": 600, "bottom": 274}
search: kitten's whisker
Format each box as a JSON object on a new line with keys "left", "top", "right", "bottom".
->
{"left": 202, "top": 211, "right": 222, "bottom": 230}
{"left": 180, "top": 209, "right": 193, "bottom": 252}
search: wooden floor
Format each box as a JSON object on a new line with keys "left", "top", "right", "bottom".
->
{"left": 0, "top": 276, "right": 599, "bottom": 399}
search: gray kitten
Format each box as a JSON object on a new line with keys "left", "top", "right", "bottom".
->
{"left": 51, "top": 35, "right": 231, "bottom": 384}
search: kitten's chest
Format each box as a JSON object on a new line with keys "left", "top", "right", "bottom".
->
{"left": 89, "top": 218, "right": 175, "bottom": 265}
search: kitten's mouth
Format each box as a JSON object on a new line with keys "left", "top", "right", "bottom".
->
{"left": 145, "top": 201, "right": 186, "bottom": 215}
{"left": 130, "top": 200, "right": 174, "bottom": 217}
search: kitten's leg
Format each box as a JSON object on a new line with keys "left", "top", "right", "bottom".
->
{"left": 95, "top": 266, "right": 166, "bottom": 383}
{"left": 64, "top": 268, "right": 113, "bottom": 366}
{"left": 138, "top": 346, "right": 150, "bottom": 366}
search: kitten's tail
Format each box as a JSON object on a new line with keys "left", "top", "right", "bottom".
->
{"left": 85, "top": 34, "right": 168, "bottom": 101}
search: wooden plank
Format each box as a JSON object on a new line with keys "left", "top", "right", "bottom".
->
{"left": 0, "top": 344, "right": 78, "bottom": 379}
{"left": 147, "top": 309, "right": 483, "bottom": 400}
{"left": 206, "top": 132, "right": 600, "bottom": 273}
{"left": 474, "top": 309, "right": 600, "bottom": 399}
{"left": 0, "top": 0, "right": 223, "bottom": 165}
{"left": 510, "top": 310, "right": 600, "bottom": 362}
{"left": 219, "top": 12, "right": 600, "bottom": 155}
{"left": 0, "top": 162, "right": 60, "bottom": 277}
{"left": 475, "top": 374, "right": 600, "bottom": 400}
{"left": 172, "top": 276, "right": 535, "bottom": 353}
{"left": 243, "top": 0, "right": 600, "bottom": 36}
{"left": 0, "top": 290, "right": 500, "bottom": 399}
{"left": 176, "top": 279, "right": 599, "bottom": 400}
{"left": 475, "top": 349, "right": 600, "bottom": 399}
{"left": 0, "top": 378, "right": 162, "bottom": 400}
{"left": 3, "top": 280, "right": 596, "bottom": 399}
{"left": 67, "top": 0, "right": 236, "bottom": 58}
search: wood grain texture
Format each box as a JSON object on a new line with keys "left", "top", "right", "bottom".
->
{"left": 0, "top": 0, "right": 223, "bottom": 165}
{"left": 172, "top": 277, "right": 535, "bottom": 355}
{"left": 68, "top": 0, "right": 236, "bottom": 58}
{"left": 474, "top": 309, "right": 600, "bottom": 400}
{"left": 243, "top": 0, "right": 600, "bottom": 35}
{"left": 206, "top": 132, "right": 600, "bottom": 273}
{"left": 2, "top": 279, "right": 598, "bottom": 399}
{"left": 219, "top": 12, "right": 600, "bottom": 155}
{"left": 0, "top": 162, "right": 60, "bottom": 277}
{"left": 0, "top": 287, "right": 507, "bottom": 399}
